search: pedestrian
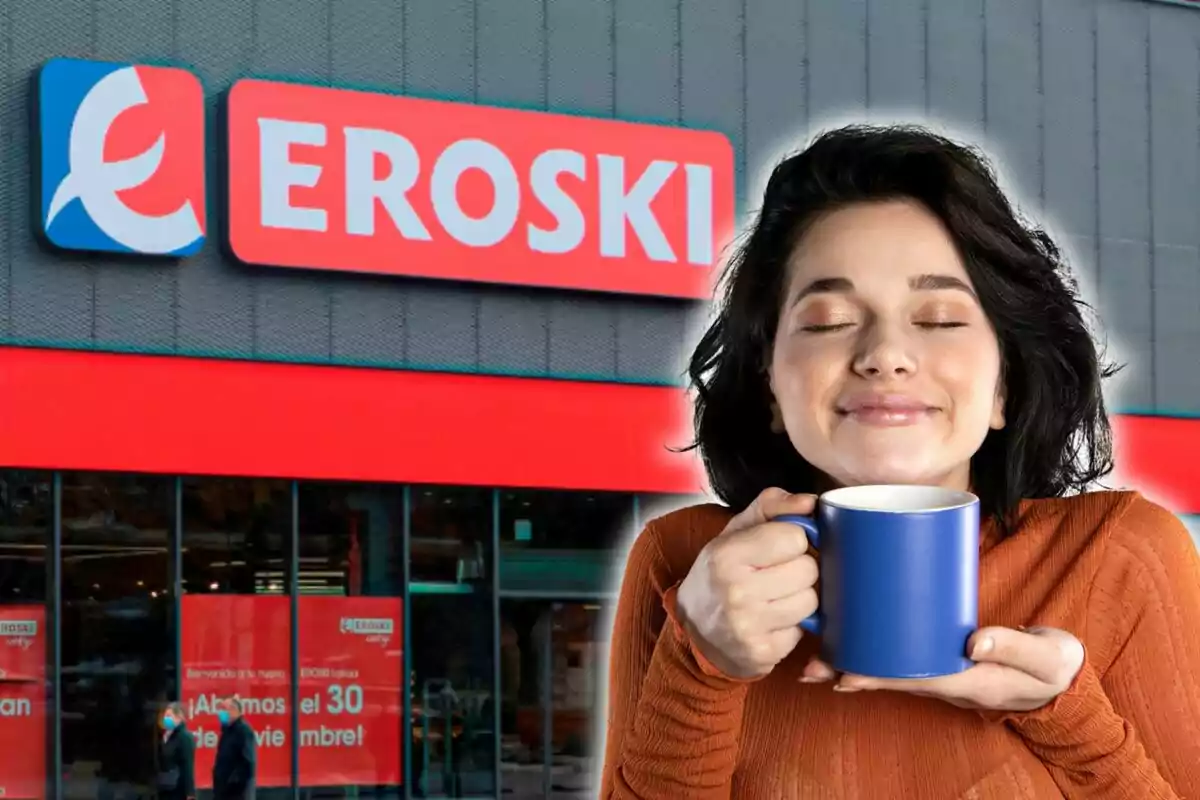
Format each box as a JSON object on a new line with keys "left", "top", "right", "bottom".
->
{"left": 212, "top": 695, "right": 257, "bottom": 800}
{"left": 156, "top": 701, "right": 196, "bottom": 800}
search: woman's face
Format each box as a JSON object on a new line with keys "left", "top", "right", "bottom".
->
{"left": 769, "top": 199, "right": 1005, "bottom": 491}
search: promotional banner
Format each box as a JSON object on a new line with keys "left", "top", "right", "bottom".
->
{"left": 182, "top": 595, "right": 291, "bottom": 786}
{"left": 0, "top": 606, "right": 46, "bottom": 799}
{"left": 297, "top": 596, "right": 404, "bottom": 785}
{"left": 181, "top": 594, "right": 403, "bottom": 788}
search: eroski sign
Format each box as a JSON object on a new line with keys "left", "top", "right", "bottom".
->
{"left": 226, "top": 80, "right": 734, "bottom": 299}
{"left": 36, "top": 58, "right": 206, "bottom": 256}
{"left": 35, "top": 58, "right": 732, "bottom": 298}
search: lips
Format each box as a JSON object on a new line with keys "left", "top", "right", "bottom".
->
{"left": 836, "top": 393, "right": 938, "bottom": 427}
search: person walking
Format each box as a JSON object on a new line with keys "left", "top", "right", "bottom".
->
{"left": 156, "top": 702, "right": 196, "bottom": 800}
{"left": 212, "top": 696, "right": 257, "bottom": 800}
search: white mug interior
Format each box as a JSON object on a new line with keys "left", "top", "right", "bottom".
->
{"left": 820, "top": 484, "right": 978, "bottom": 513}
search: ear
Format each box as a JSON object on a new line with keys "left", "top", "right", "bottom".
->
{"left": 770, "top": 403, "right": 786, "bottom": 433}
{"left": 989, "top": 383, "right": 1006, "bottom": 430}
{"left": 766, "top": 366, "right": 786, "bottom": 434}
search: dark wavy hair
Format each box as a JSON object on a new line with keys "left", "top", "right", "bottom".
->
{"left": 687, "top": 124, "right": 1118, "bottom": 532}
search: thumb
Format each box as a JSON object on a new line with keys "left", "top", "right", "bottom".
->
{"left": 726, "top": 488, "right": 817, "bottom": 535}
{"left": 967, "top": 625, "right": 1083, "bottom": 686}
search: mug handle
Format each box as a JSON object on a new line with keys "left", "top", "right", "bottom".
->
{"left": 775, "top": 514, "right": 822, "bottom": 635}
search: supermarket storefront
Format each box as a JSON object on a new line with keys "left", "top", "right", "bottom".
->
{"left": 3, "top": 46, "right": 731, "bottom": 800}
{"left": 0, "top": 347, "right": 708, "bottom": 799}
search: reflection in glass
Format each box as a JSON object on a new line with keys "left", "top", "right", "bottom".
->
{"left": 499, "top": 601, "right": 607, "bottom": 800}
{"left": 498, "top": 491, "right": 632, "bottom": 551}
{"left": 298, "top": 482, "right": 404, "bottom": 798}
{"left": 498, "top": 491, "right": 634, "bottom": 597}
{"left": 408, "top": 484, "right": 495, "bottom": 798}
{"left": 59, "top": 472, "right": 174, "bottom": 798}
{"left": 409, "top": 595, "right": 495, "bottom": 798}
{"left": 409, "top": 486, "right": 492, "bottom": 587}
{"left": 181, "top": 477, "right": 292, "bottom": 799}
{"left": 499, "top": 600, "right": 544, "bottom": 797}
{"left": 0, "top": 470, "right": 51, "bottom": 798}
{"left": 547, "top": 603, "right": 604, "bottom": 795}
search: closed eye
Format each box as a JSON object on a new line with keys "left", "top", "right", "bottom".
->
{"left": 915, "top": 322, "right": 968, "bottom": 329}
{"left": 800, "top": 323, "right": 855, "bottom": 333}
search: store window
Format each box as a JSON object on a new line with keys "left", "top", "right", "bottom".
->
{"left": 59, "top": 472, "right": 175, "bottom": 798}
{"left": 497, "top": 491, "right": 634, "bottom": 597}
{"left": 496, "top": 490, "right": 631, "bottom": 798}
{"left": 409, "top": 486, "right": 491, "bottom": 588}
{"left": 0, "top": 471, "right": 51, "bottom": 798}
{"left": 409, "top": 486, "right": 495, "bottom": 798}
{"left": 499, "top": 491, "right": 633, "bottom": 552}
{"left": 180, "top": 477, "right": 293, "bottom": 798}
{"left": 297, "top": 482, "right": 404, "bottom": 798}
{"left": 498, "top": 599, "right": 604, "bottom": 799}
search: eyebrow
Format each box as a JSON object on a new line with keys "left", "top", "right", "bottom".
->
{"left": 789, "top": 273, "right": 977, "bottom": 307}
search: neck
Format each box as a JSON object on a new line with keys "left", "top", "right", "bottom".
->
{"left": 820, "top": 464, "right": 972, "bottom": 494}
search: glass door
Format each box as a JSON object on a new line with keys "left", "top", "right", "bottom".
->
{"left": 499, "top": 600, "right": 609, "bottom": 799}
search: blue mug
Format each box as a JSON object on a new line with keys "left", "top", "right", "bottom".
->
{"left": 778, "top": 484, "right": 979, "bottom": 679}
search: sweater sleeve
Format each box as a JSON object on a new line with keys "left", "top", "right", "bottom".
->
{"left": 600, "top": 520, "right": 758, "bottom": 799}
{"left": 986, "top": 497, "right": 1200, "bottom": 799}
{"left": 1091, "top": 499, "right": 1200, "bottom": 795}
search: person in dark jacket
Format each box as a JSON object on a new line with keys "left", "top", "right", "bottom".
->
{"left": 157, "top": 702, "right": 196, "bottom": 800}
{"left": 212, "top": 696, "right": 257, "bottom": 800}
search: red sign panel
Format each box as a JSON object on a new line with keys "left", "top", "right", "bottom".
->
{"left": 298, "top": 596, "right": 404, "bottom": 785}
{"left": 226, "top": 79, "right": 735, "bottom": 299}
{"left": 0, "top": 606, "right": 46, "bottom": 799}
{"left": 181, "top": 594, "right": 403, "bottom": 788}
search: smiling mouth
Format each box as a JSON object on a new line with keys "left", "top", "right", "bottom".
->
{"left": 836, "top": 401, "right": 939, "bottom": 427}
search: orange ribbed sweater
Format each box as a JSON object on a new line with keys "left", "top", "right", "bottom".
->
{"left": 600, "top": 491, "right": 1200, "bottom": 799}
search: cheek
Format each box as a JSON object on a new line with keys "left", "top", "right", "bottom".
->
{"left": 934, "top": 336, "right": 1002, "bottom": 412}
{"left": 771, "top": 339, "right": 844, "bottom": 416}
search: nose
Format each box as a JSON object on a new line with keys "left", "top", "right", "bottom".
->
{"left": 851, "top": 320, "right": 916, "bottom": 378}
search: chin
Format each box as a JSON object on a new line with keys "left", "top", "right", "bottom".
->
{"left": 813, "top": 428, "right": 966, "bottom": 488}
{"left": 821, "top": 454, "right": 953, "bottom": 489}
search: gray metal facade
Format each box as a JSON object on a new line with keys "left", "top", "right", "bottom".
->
{"left": 2, "top": 0, "right": 1198, "bottom": 409}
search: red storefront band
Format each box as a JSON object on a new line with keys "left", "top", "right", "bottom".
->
{"left": 0, "top": 345, "right": 1193, "bottom": 513}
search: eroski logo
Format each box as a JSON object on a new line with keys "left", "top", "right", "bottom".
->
{"left": 37, "top": 57, "right": 206, "bottom": 256}
{"left": 340, "top": 617, "right": 394, "bottom": 635}
{"left": 340, "top": 617, "right": 394, "bottom": 646}
{"left": 0, "top": 620, "right": 37, "bottom": 652}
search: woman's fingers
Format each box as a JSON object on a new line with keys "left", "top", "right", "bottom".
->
{"left": 728, "top": 554, "right": 818, "bottom": 605}
{"left": 966, "top": 626, "right": 1084, "bottom": 688}
{"left": 799, "top": 657, "right": 837, "bottom": 683}
{"left": 758, "top": 587, "right": 820, "bottom": 631}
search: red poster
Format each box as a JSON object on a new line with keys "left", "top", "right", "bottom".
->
{"left": 181, "top": 595, "right": 291, "bottom": 787}
{"left": 298, "top": 596, "right": 403, "bottom": 786}
{"left": 181, "top": 594, "right": 403, "bottom": 788}
{"left": 0, "top": 606, "right": 46, "bottom": 799}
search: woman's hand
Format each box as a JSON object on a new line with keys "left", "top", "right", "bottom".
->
{"left": 675, "top": 488, "right": 820, "bottom": 679}
{"left": 804, "top": 625, "right": 1085, "bottom": 712}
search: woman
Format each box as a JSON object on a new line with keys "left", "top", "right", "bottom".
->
{"left": 157, "top": 702, "right": 196, "bottom": 800}
{"left": 600, "top": 125, "right": 1200, "bottom": 798}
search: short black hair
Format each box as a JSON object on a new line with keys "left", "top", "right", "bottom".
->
{"left": 687, "top": 124, "right": 1117, "bottom": 532}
